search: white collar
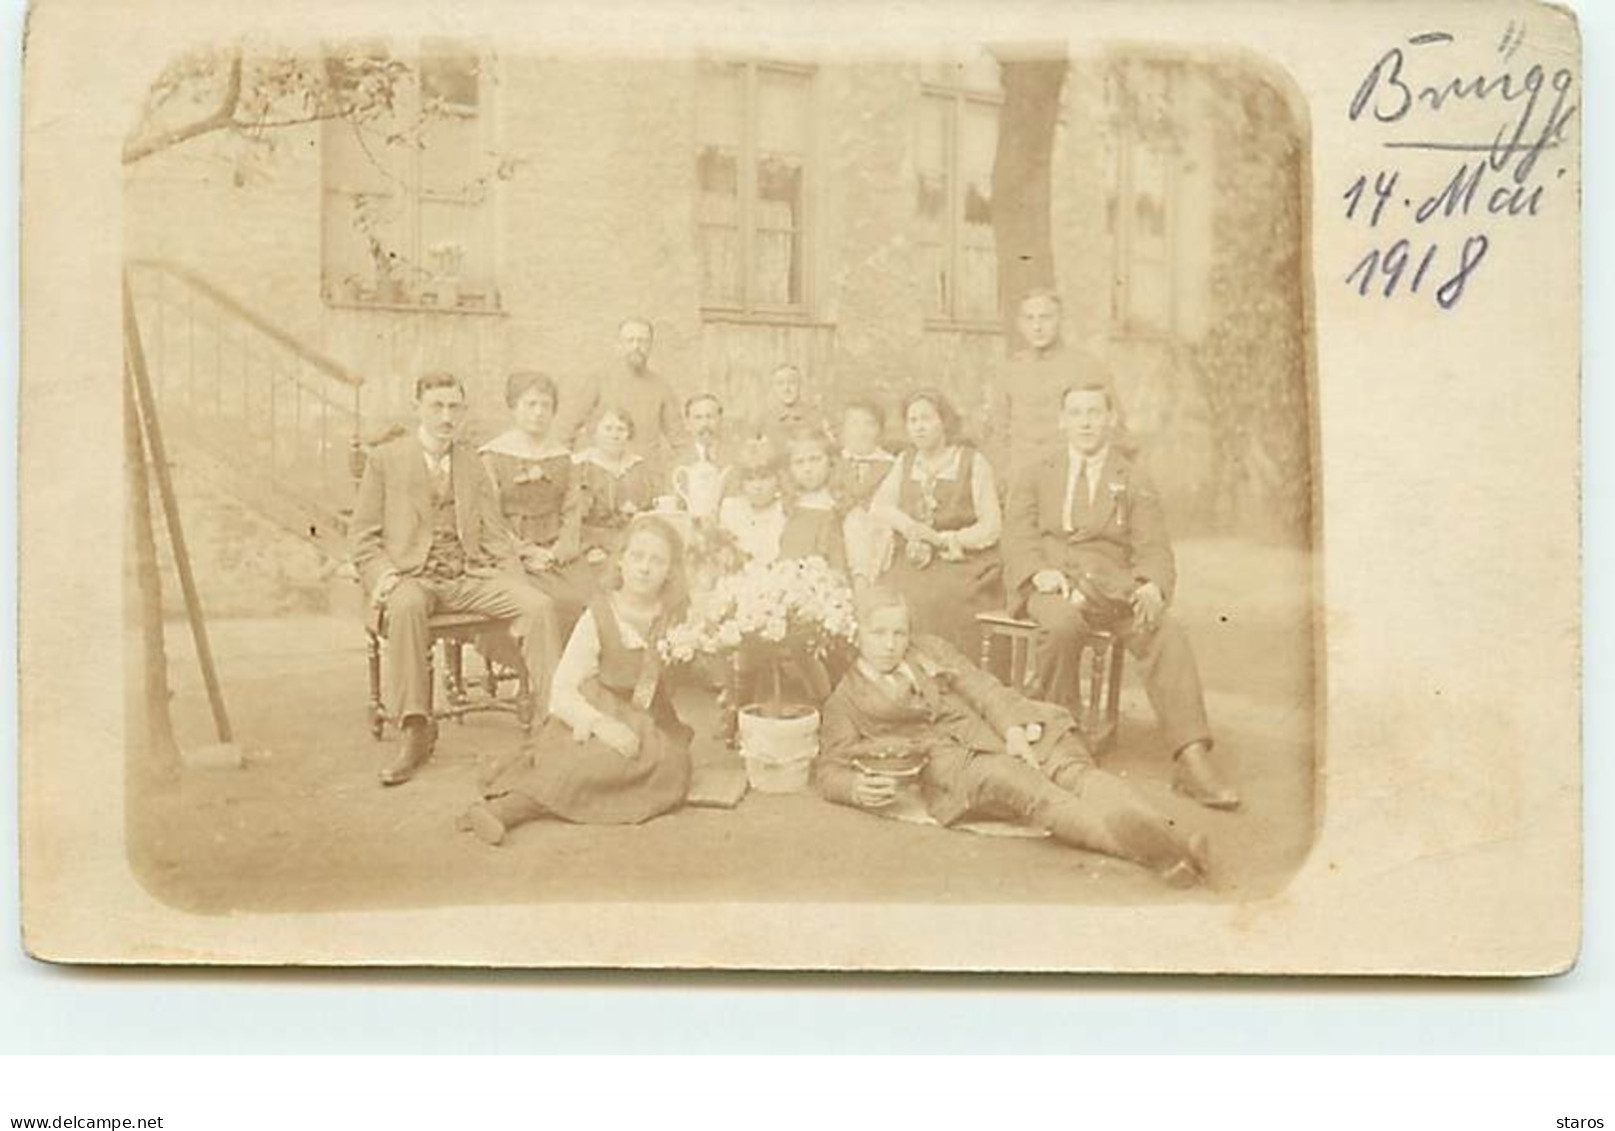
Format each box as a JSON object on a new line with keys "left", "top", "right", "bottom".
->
{"left": 478, "top": 429, "right": 569, "bottom": 461}
{"left": 793, "top": 488, "right": 836, "bottom": 510}
{"left": 727, "top": 497, "right": 782, "bottom": 518}
{"left": 1069, "top": 444, "right": 1110, "bottom": 472}
{"left": 572, "top": 447, "right": 645, "bottom": 474}
{"left": 417, "top": 428, "right": 453, "bottom": 463}
{"left": 858, "top": 657, "right": 918, "bottom": 687}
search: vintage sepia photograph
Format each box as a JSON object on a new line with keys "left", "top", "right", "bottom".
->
{"left": 19, "top": 0, "right": 1580, "bottom": 972}
{"left": 117, "top": 34, "right": 1317, "bottom": 913}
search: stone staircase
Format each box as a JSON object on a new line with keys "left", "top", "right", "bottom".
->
{"left": 125, "top": 259, "right": 370, "bottom": 566}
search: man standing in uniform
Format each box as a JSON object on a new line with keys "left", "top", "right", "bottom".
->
{"left": 555, "top": 317, "right": 688, "bottom": 464}
{"left": 750, "top": 362, "right": 825, "bottom": 456}
{"left": 351, "top": 372, "right": 561, "bottom": 786}
{"left": 1002, "top": 382, "right": 1239, "bottom": 810}
{"left": 988, "top": 289, "right": 1116, "bottom": 487}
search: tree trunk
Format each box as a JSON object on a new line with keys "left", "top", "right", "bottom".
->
{"left": 990, "top": 52, "right": 1068, "bottom": 335}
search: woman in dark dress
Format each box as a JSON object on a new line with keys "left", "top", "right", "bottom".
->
{"left": 571, "top": 406, "right": 662, "bottom": 574}
{"left": 870, "top": 388, "right": 1005, "bottom": 653}
{"left": 479, "top": 370, "right": 595, "bottom": 632}
{"left": 460, "top": 516, "right": 694, "bottom": 843}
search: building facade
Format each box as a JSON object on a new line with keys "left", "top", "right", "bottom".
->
{"left": 124, "top": 44, "right": 1312, "bottom": 611}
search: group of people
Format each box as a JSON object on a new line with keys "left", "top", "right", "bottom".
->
{"left": 349, "top": 290, "right": 1239, "bottom": 889}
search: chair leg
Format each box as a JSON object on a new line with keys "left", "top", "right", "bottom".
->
{"left": 517, "top": 663, "right": 534, "bottom": 733}
{"left": 366, "top": 630, "right": 385, "bottom": 740}
{"left": 1086, "top": 638, "right": 1105, "bottom": 734}
{"left": 1102, "top": 637, "right": 1126, "bottom": 754}
{"left": 446, "top": 638, "right": 467, "bottom": 717}
{"left": 425, "top": 642, "right": 436, "bottom": 719}
{"left": 1022, "top": 633, "right": 1042, "bottom": 696}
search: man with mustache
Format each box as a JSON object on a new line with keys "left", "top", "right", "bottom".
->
{"left": 554, "top": 317, "right": 688, "bottom": 463}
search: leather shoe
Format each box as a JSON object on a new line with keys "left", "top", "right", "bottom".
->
{"left": 1172, "top": 744, "right": 1240, "bottom": 810}
{"left": 380, "top": 719, "right": 438, "bottom": 786}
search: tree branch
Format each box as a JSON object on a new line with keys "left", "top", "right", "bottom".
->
{"left": 122, "top": 49, "right": 243, "bottom": 165}
{"left": 228, "top": 111, "right": 354, "bottom": 134}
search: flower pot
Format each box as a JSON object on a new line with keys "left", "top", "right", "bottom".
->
{"left": 736, "top": 703, "right": 819, "bottom": 794}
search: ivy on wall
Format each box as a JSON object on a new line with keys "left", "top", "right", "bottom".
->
{"left": 1190, "top": 66, "right": 1312, "bottom": 543}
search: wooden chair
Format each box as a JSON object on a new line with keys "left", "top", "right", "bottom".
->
{"left": 347, "top": 433, "right": 532, "bottom": 741}
{"left": 365, "top": 610, "right": 533, "bottom": 740}
{"left": 975, "top": 610, "right": 1126, "bottom": 755}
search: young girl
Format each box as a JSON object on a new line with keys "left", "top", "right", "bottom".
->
{"left": 717, "top": 447, "right": 787, "bottom": 566}
{"left": 778, "top": 426, "right": 847, "bottom": 573}
{"left": 572, "top": 407, "right": 660, "bottom": 571}
{"left": 461, "top": 516, "right": 695, "bottom": 842}
{"left": 834, "top": 400, "right": 896, "bottom": 587}
{"left": 478, "top": 370, "right": 593, "bottom": 631}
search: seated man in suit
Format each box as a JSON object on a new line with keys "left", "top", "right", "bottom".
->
{"left": 1002, "top": 383, "right": 1239, "bottom": 810}
{"left": 815, "top": 587, "right": 1209, "bottom": 887}
{"left": 351, "top": 371, "right": 560, "bottom": 786}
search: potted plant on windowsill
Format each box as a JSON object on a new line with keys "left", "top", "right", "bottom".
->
{"left": 659, "top": 556, "right": 856, "bottom": 793}
{"left": 426, "top": 240, "right": 467, "bottom": 309}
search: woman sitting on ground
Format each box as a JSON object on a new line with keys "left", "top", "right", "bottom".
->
{"left": 461, "top": 515, "right": 696, "bottom": 843}
{"left": 479, "top": 370, "right": 595, "bottom": 632}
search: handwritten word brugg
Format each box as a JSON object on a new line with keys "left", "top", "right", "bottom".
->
{"left": 1348, "top": 29, "right": 1576, "bottom": 184}
{"left": 1340, "top": 27, "right": 1576, "bottom": 311}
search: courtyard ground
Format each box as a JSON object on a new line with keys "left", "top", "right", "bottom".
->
{"left": 126, "top": 538, "right": 1319, "bottom": 914}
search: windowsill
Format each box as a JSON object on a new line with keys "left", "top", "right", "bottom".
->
{"left": 700, "top": 308, "right": 835, "bottom": 329}
{"left": 323, "top": 296, "right": 509, "bottom": 318}
{"left": 924, "top": 318, "right": 1005, "bottom": 335}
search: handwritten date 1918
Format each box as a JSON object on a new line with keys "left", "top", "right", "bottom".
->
{"left": 1345, "top": 234, "right": 1489, "bottom": 310}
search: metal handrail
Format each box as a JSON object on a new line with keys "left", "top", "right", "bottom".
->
{"left": 125, "top": 256, "right": 370, "bottom": 550}
{"left": 126, "top": 257, "right": 365, "bottom": 389}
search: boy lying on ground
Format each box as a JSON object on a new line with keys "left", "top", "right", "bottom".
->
{"left": 814, "top": 586, "right": 1211, "bottom": 888}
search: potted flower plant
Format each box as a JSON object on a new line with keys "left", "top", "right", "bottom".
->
{"left": 659, "top": 557, "right": 857, "bottom": 792}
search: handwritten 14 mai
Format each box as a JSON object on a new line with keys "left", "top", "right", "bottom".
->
{"left": 1341, "top": 26, "right": 1577, "bottom": 310}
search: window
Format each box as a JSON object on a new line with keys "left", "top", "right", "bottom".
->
{"left": 917, "top": 57, "right": 1001, "bottom": 323}
{"left": 696, "top": 60, "right": 814, "bottom": 316}
{"left": 321, "top": 40, "right": 501, "bottom": 312}
{"left": 1105, "top": 60, "right": 1180, "bottom": 337}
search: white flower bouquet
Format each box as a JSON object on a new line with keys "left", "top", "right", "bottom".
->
{"left": 658, "top": 556, "right": 857, "bottom": 714}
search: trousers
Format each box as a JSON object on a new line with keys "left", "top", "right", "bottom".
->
{"left": 383, "top": 572, "right": 560, "bottom": 724}
{"left": 936, "top": 743, "right": 1197, "bottom": 876}
{"left": 1025, "top": 592, "right": 1212, "bottom": 756}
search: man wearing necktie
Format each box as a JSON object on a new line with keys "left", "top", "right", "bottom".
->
{"left": 351, "top": 372, "right": 561, "bottom": 786}
{"left": 1002, "top": 383, "right": 1238, "bottom": 810}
